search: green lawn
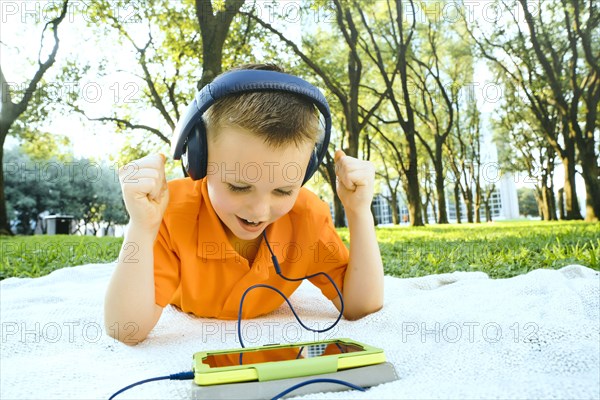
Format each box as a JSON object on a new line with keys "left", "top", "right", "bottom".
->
{"left": 0, "top": 235, "right": 122, "bottom": 280}
{"left": 0, "top": 221, "right": 598, "bottom": 280}
{"left": 340, "top": 220, "right": 599, "bottom": 278}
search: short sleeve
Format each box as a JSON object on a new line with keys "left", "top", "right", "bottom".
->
{"left": 153, "top": 219, "right": 181, "bottom": 307}
{"left": 307, "top": 214, "right": 349, "bottom": 300}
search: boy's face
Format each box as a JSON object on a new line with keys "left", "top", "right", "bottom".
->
{"left": 206, "top": 127, "right": 315, "bottom": 242}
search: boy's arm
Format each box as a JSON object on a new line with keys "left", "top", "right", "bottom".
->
{"left": 331, "top": 150, "right": 384, "bottom": 320}
{"left": 104, "top": 154, "right": 169, "bottom": 344}
{"left": 104, "top": 223, "right": 164, "bottom": 345}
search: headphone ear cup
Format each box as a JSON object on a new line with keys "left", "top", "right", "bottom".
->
{"left": 302, "top": 148, "right": 319, "bottom": 186}
{"left": 183, "top": 123, "right": 208, "bottom": 180}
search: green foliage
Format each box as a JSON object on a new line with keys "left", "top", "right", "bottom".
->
{"left": 18, "top": 131, "right": 72, "bottom": 162}
{"left": 3, "top": 147, "right": 128, "bottom": 235}
{"left": 517, "top": 188, "right": 539, "bottom": 217}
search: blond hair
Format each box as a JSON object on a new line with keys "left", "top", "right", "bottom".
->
{"left": 203, "top": 64, "right": 321, "bottom": 149}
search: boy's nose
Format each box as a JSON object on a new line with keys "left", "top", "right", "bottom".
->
{"left": 246, "top": 197, "right": 270, "bottom": 221}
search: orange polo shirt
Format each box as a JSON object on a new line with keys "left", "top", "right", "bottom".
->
{"left": 153, "top": 177, "right": 349, "bottom": 319}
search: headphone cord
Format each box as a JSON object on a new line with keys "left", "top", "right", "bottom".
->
{"left": 236, "top": 230, "right": 344, "bottom": 349}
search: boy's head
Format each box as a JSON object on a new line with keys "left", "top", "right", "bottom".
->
{"left": 203, "top": 64, "right": 323, "bottom": 243}
{"left": 202, "top": 63, "right": 322, "bottom": 150}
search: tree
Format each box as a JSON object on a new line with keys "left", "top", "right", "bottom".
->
{"left": 4, "top": 147, "right": 127, "bottom": 235}
{"left": 371, "top": 136, "right": 403, "bottom": 224}
{"left": 57, "top": 0, "right": 248, "bottom": 171}
{"left": 196, "top": 0, "right": 246, "bottom": 89}
{"left": 353, "top": 0, "right": 425, "bottom": 226}
{"left": 0, "top": 0, "right": 69, "bottom": 235}
{"left": 241, "top": 0, "right": 387, "bottom": 226}
{"left": 518, "top": 0, "right": 599, "bottom": 221}
{"left": 410, "top": 19, "right": 456, "bottom": 224}
{"left": 464, "top": 0, "right": 597, "bottom": 220}
{"left": 4, "top": 147, "right": 57, "bottom": 234}
{"left": 518, "top": 187, "right": 539, "bottom": 217}
{"left": 493, "top": 87, "right": 558, "bottom": 221}
{"left": 446, "top": 94, "right": 482, "bottom": 223}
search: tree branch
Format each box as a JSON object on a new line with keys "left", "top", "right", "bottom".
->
{"left": 74, "top": 108, "right": 170, "bottom": 144}
{"left": 17, "top": 0, "right": 69, "bottom": 116}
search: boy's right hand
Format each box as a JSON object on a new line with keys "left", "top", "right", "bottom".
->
{"left": 119, "top": 153, "right": 169, "bottom": 232}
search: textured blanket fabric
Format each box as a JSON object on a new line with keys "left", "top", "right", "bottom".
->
{"left": 1, "top": 263, "right": 598, "bottom": 399}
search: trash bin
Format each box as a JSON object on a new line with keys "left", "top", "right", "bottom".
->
{"left": 44, "top": 215, "right": 74, "bottom": 235}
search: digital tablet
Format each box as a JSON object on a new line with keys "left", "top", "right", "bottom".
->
{"left": 192, "top": 338, "right": 386, "bottom": 386}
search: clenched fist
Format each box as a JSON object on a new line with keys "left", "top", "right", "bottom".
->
{"left": 334, "top": 149, "right": 375, "bottom": 214}
{"left": 119, "top": 153, "right": 169, "bottom": 232}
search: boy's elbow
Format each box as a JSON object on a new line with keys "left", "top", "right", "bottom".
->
{"left": 104, "top": 319, "right": 149, "bottom": 346}
{"left": 104, "top": 301, "right": 162, "bottom": 346}
{"left": 344, "top": 303, "right": 383, "bottom": 321}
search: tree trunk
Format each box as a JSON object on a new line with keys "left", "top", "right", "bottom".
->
{"left": 195, "top": 0, "right": 245, "bottom": 90}
{"left": 390, "top": 191, "right": 399, "bottom": 225}
{"left": 558, "top": 188, "right": 565, "bottom": 220}
{"left": 454, "top": 183, "right": 461, "bottom": 223}
{"left": 541, "top": 183, "right": 551, "bottom": 221}
{"left": 465, "top": 191, "right": 474, "bottom": 223}
{"left": 406, "top": 137, "right": 424, "bottom": 226}
{"left": 333, "top": 197, "right": 345, "bottom": 227}
{"left": 545, "top": 154, "right": 558, "bottom": 220}
{"left": 534, "top": 187, "right": 545, "bottom": 219}
{"left": 474, "top": 185, "right": 481, "bottom": 224}
{"left": 548, "top": 189, "right": 557, "bottom": 221}
{"left": 0, "top": 123, "right": 13, "bottom": 235}
{"left": 578, "top": 145, "right": 600, "bottom": 222}
{"left": 544, "top": 186, "right": 557, "bottom": 221}
{"left": 561, "top": 151, "right": 583, "bottom": 220}
{"left": 545, "top": 171, "right": 558, "bottom": 221}
{"left": 434, "top": 155, "right": 448, "bottom": 224}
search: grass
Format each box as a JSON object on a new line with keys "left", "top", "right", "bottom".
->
{"left": 0, "top": 235, "right": 122, "bottom": 280}
{"left": 0, "top": 221, "right": 598, "bottom": 280}
{"left": 339, "top": 220, "right": 599, "bottom": 279}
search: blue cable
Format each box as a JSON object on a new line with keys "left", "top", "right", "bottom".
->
{"left": 270, "top": 378, "right": 366, "bottom": 400}
{"left": 108, "top": 371, "right": 193, "bottom": 399}
{"left": 236, "top": 231, "right": 344, "bottom": 350}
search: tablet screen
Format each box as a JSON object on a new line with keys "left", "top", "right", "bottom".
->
{"left": 203, "top": 341, "right": 364, "bottom": 367}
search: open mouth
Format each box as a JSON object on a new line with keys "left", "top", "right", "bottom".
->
{"left": 237, "top": 216, "right": 265, "bottom": 229}
{"left": 240, "top": 217, "right": 261, "bottom": 226}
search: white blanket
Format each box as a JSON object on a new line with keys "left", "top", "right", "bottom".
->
{"left": 1, "top": 263, "right": 598, "bottom": 399}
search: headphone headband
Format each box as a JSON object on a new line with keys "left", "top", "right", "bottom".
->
{"left": 171, "top": 69, "right": 331, "bottom": 185}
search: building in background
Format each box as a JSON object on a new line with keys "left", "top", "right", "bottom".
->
{"left": 369, "top": 114, "right": 520, "bottom": 225}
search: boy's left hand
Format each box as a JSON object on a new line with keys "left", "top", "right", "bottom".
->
{"left": 334, "top": 149, "right": 375, "bottom": 214}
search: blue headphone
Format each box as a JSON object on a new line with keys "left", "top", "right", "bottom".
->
{"left": 171, "top": 69, "right": 332, "bottom": 185}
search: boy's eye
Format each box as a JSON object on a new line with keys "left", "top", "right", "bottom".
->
{"left": 227, "top": 184, "right": 250, "bottom": 193}
{"left": 227, "top": 184, "right": 293, "bottom": 197}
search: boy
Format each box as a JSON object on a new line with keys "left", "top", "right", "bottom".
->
{"left": 104, "top": 64, "right": 384, "bottom": 344}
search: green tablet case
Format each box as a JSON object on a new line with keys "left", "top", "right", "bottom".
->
{"left": 192, "top": 338, "right": 385, "bottom": 386}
